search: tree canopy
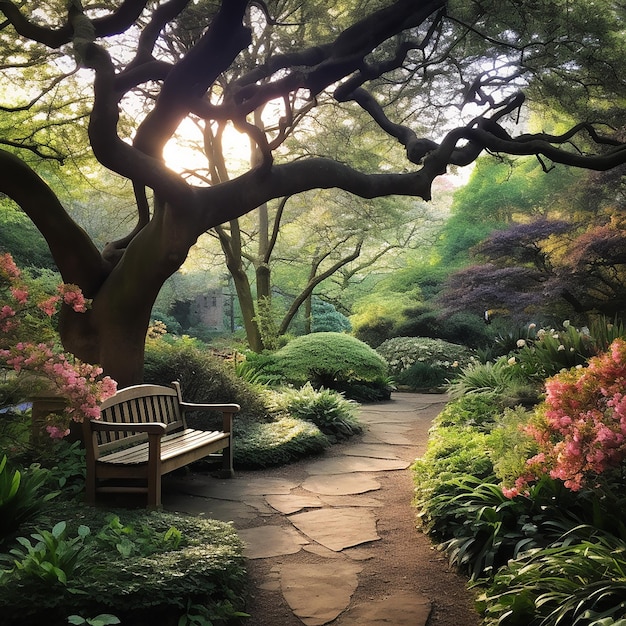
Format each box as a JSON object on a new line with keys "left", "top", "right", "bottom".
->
{"left": 1, "top": 0, "right": 625, "bottom": 385}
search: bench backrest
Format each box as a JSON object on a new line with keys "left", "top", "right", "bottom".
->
{"left": 97, "top": 383, "right": 185, "bottom": 452}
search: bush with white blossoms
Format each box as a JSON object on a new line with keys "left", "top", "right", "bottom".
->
{"left": 376, "top": 337, "right": 475, "bottom": 377}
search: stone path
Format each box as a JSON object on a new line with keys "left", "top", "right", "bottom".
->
{"left": 161, "top": 393, "right": 472, "bottom": 626}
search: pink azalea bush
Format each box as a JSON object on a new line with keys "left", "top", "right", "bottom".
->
{"left": 1, "top": 252, "right": 117, "bottom": 438}
{"left": 504, "top": 338, "right": 626, "bottom": 496}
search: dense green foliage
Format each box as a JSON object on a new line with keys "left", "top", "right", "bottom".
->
{"left": 143, "top": 335, "right": 268, "bottom": 419}
{"left": 0, "top": 204, "right": 56, "bottom": 270}
{"left": 233, "top": 416, "right": 330, "bottom": 468}
{"left": 265, "top": 383, "right": 362, "bottom": 442}
{"left": 0, "top": 457, "right": 56, "bottom": 544}
{"left": 0, "top": 503, "right": 247, "bottom": 626}
{"left": 413, "top": 329, "right": 626, "bottom": 625}
{"left": 244, "top": 332, "right": 391, "bottom": 400}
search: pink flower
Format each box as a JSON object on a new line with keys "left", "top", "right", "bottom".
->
{"left": 0, "top": 253, "right": 21, "bottom": 280}
{"left": 10, "top": 287, "right": 28, "bottom": 304}
{"left": 1, "top": 304, "right": 16, "bottom": 320}
{"left": 58, "top": 284, "right": 89, "bottom": 313}
{"left": 1, "top": 254, "right": 117, "bottom": 439}
{"left": 511, "top": 338, "right": 626, "bottom": 494}
{"left": 46, "top": 424, "right": 71, "bottom": 439}
{"left": 37, "top": 296, "right": 61, "bottom": 316}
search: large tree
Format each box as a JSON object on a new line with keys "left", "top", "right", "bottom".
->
{"left": 1, "top": 0, "right": 626, "bottom": 386}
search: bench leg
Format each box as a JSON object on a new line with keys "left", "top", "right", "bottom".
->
{"left": 147, "top": 471, "right": 162, "bottom": 509}
{"left": 84, "top": 467, "right": 96, "bottom": 505}
{"left": 219, "top": 442, "right": 234, "bottom": 478}
{"left": 147, "top": 434, "right": 162, "bottom": 508}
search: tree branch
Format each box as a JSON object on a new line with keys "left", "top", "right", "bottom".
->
{"left": 0, "top": 149, "right": 109, "bottom": 293}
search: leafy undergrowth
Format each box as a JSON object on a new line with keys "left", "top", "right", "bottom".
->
{"left": 413, "top": 391, "right": 626, "bottom": 626}
{"left": 233, "top": 415, "right": 330, "bottom": 468}
{"left": 0, "top": 501, "right": 247, "bottom": 626}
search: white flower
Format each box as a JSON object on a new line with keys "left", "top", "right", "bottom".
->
{"left": 563, "top": 320, "right": 570, "bottom": 328}
{"left": 516, "top": 339, "right": 527, "bottom": 348}
{"left": 528, "top": 323, "right": 536, "bottom": 330}
{"left": 557, "top": 344, "right": 566, "bottom": 351}
{"left": 508, "top": 357, "right": 516, "bottom": 365}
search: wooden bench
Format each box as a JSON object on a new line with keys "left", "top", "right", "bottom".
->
{"left": 82, "top": 382, "right": 239, "bottom": 508}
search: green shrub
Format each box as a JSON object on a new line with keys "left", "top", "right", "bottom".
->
{"left": 412, "top": 425, "right": 494, "bottom": 538}
{"left": 395, "top": 310, "right": 492, "bottom": 349}
{"left": 249, "top": 332, "right": 389, "bottom": 398}
{"left": 0, "top": 456, "right": 56, "bottom": 545}
{"left": 42, "top": 441, "right": 87, "bottom": 498}
{"left": 514, "top": 322, "right": 595, "bottom": 381}
{"left": 0, "top": 503, "right": 246, "bottom": 626}
{"left": 447, "top": 357, "right": 531, "bottom": 399}
{"left": 150, "top": 311, "right": 182, "bottom": 335}
{"left": 487, "top": 406, "right": 540, "bottom": 489}
{"left": 478, "top": 528, "right": 626, "bottom": 626}
{"left": 143, "top": 335, "right": 267, "bottom": 419}
{"left": 352, "top": 317, "right": 395, "bottom": 348}
{"left": 376, "top": 337, "right": 474, "bottom": 381}
{"left": 234, "top": 416, "right": 330, "bottom": 468}
{"left": 265, "top": 384, "right": 362, "bottom": 442}
{"left": 395, "top": 361, "right": 448, "bottom": 390}
{"left": 433, "top": 393, "right": 504, "bottom": 430}
{"left": 311, "top": 300, "right": 351, "bottom": 333}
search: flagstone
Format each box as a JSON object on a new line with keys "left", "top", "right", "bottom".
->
{"left": 238, "top": 525, "right": 309, "bottom": 559}
{"left": 302, "top": 473, "right": 381, "bottom": 496}
{"left": 319, "top": 494, "right": 383, "bottom": 507}
{"left": 280, "top": 561, "right": 363, "bottom": 626}
{"left": 334, "top": 590, "right": 432, "bottom": 625}
{"left": 362, "top": 423, "right": 414, "bottom": 445}
{"left": 340, "top": 443, "right": 404, "bottom": 459}
{"left": 265, "top": 493, "right": 324, "bottom": 514}
{"left": 304, "top": 456, "right": 409, "bottom": 475}
{"left": 289, "top": 507, "right": 380, "bottom": 551}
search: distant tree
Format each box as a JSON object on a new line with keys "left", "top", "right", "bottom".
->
{"left": 439, "top": 216, "right": 626, "bottom": 324}
{"left": 437, "top": 156, "right": 584, "bottom": 266}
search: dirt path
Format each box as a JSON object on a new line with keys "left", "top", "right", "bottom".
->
{"left": 164, "top": 393, "right": 481, "bottom": 626}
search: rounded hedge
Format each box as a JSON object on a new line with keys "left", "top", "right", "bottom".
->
{"left": 268, "top": 332, "right": 388, "bottom": 387}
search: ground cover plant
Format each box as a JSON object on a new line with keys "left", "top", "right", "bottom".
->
{"left": 0, "top": 502, "right": 247, "bottom": 626}
{"left": 412, "top": 325, "right": 626, "bottom": 625}
{"left": 264, "top": 383, "right": 362, "bottom": 443}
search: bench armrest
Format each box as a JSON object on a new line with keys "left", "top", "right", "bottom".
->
{"left": 89, "top": 420, "right": 168, "bottom": 435}
{"left": 179, "top": 402, "right": 240, "bottom": 413}
{"left": 179, "top": 402, "right": 239, "bottom": 434}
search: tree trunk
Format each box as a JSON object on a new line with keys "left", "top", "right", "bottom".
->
{"left": 60, "top": 204, "right": 198, "bottom": 387}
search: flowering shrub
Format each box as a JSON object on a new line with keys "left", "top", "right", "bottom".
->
{"left": 511, "top": 321, "right": 597, "bottom": 381}
{"left": 505, "top": 338, "right": 626, "bottom": 495}
{"left": 376, "top": 337, "right": 474, "bottom": 377}
{"left": 1, "top": 253, "right": 116, "bottom": 438}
